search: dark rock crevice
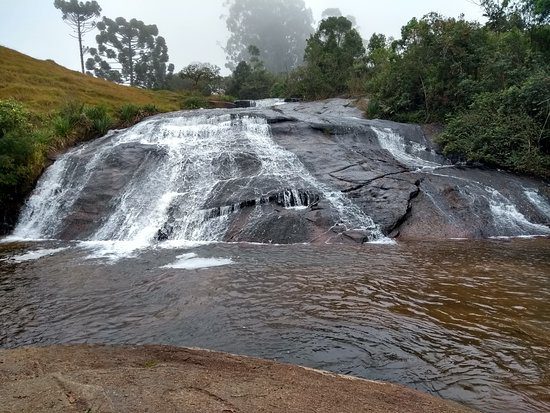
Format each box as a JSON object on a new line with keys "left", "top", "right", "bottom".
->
{"left": 387, "top": 179, "right": 422, "bottom": 237}
{"left": 338, "top": 171, "right": 412, "bottom": 193}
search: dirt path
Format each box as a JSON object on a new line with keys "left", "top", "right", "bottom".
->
{"left": 0, "top": 345, "right": 477, "bottom": 413}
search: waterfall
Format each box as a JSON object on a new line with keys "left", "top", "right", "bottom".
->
{"left": 524, "top": 189, "right": 550, "bottom": 219}
{"left": 13, "top": 132, "right": 119, "bottom": 239}
{"left": 371, "top": 127, "right": 442, "bottom": 170}
{"left": 371, "top": 126, "right": 550, "bottom": 236}
{"left": 13, "top": 113, "right": 384, "bottom": 246}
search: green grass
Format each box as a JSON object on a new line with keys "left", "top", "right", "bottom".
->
{"left": 0, "top": 46, "right": 182, "bottom": 115}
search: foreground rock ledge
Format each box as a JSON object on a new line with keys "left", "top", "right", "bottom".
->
{"left": 0, "top": 345, "right": 477, "bottom": 413}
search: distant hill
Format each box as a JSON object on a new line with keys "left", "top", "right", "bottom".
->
{"left": 0, "top": 46, "right": 181, "bottom": 115}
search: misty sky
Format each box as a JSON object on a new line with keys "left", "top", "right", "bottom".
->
{"left": 1, "top": 1, "right": 485, "bottom": 75}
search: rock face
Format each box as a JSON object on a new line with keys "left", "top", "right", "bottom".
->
{"left": 11, "top": 99, "right": 550, "bottom": 243}
{"left": 265, "top": 100, "right": 550, "bottom": 240}
{"left": 0, "top": 345, "right": 478, "bottom": 413}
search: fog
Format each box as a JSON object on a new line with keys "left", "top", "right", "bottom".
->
{"left": 0, "top": 0, "right": 484, "bottom": 75}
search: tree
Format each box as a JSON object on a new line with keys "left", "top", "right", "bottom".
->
{"left": 301, "top": 16, "right": 365, "bottom": 98}
{"left": 227, "top": 45, "right": 274, "bottom": 98}
{"left": 179, "top": 63, "right": 221, "bottom": 94}
{"left": 362, "top": 11, "right": 550, "bottom": 177}
{"left": 479, "top": 0, "right": 550, "bottom": 29}
{"left": 53, "top": 0, "right": 102, "bottom": 74}
{"left": 223, "top": 0, "right": 314, "bottom": 73}
{"left": 86, "top": 17, "right": 169, "bottom": 87}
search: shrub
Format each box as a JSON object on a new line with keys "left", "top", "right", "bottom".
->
{"left": 84, "top": 105, "right": 113, "bottom": 136}
{"left": 438, "top": 92, "right": 550, "bottom": 177}
{"left": 117, "top": 103, "right": 159, "bottom": 127}
{"left": 270, "top": 82, "right": 285, "bottom": 98}
{"left": 181, "top": 96, "right": 209, "bottom": 109}
{"left": 0, "top": 100, "right": 29, "bottom": 138}
{"left": 117, "top": 104, "right": 141, "bottom": 125}
{"left": 366, "top": 99, "right": 382, "bottom": 118}
{"left": 51, "top": 114, "right": 73, "bottom": 138}
{"left": 142, "top": 104, "right": 159, "bottom": 114}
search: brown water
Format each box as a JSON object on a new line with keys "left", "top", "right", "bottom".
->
{"left": 0, "top": 239, "right": 549, "bottom": 412}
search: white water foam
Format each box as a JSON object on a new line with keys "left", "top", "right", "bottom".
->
{"left": 488, "top": 188, "right": 550, "bottom": 234}
{"left": 13, "top": 132, "right": 119, "bottom": 239}
{"left": 161, "top": 252, "right": 234, "bottom": 270}
{"left": 253, "top": 98, "right": 286, "bottom": 108}
{"left": 372, "top": 127, "right": 441, "bottom": 170}
{"left": 77, "top": 240, "right": 148, "bottom": 261}
{"left": 5, "top": 247, "right": 68, "bottom": 263}
{"left": 524, "top": 188, "right": 550, "bottom": 218}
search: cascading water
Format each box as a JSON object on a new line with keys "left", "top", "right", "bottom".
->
{"left": 13, "top": 113, "right": 384, "bottom": 248}
{"left": 253, "top": 98, "right": 286, "bottom": 108}
{"left": 524, "top": 188, "right": 550, "bottom": 218}
{"left": 371, "top": 126, "right": 550, "bottom": 236}
{"left": 372, "top": 127, "right": 443, "bottom": 170}
{"left": 13, "top": 132, "right": 118, "bottom": 240}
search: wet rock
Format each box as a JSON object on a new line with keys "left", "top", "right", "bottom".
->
{"left": 346, "top": 176, "right": 420, "bottom": 234}
{"left": 12, "top": 98, "right": 550, "bottom": 243}
{"left": 342, "top": 229, "right": 371, "bottom": 243}
{"left": 234, "top": 100, "right": 256, "bottom": 108}
{"left": 57, "top": 143, "right": 166, "bottom": 240}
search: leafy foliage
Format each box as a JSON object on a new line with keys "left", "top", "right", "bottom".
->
{"left": 363, "top": 7, "right": 550, "bottom": 177}
{"left": 0, "top": 100, "right": 29, "bottom": 139}
{"left": 86, "top": 17, "right": 170, "bottom": 88}
{"left": 116, "top": 103, "right": 159, "bottom": 127}
{"left": 224, "top": 0, "right": 314, "bottom": 73}
{"left": 179, "top": 63, "right": 221, "bottom": 94}
{"left": 226, "top": 45, "right": 275, "bottom": 99}
{"left": 288, "top": 16, "right": 365, "bottom": 99}
{"left": 321, "top": 8, "right": 358, "bottom": 28}
{"left": 181, "top": 96, "right": 210, "bottom": 109}
{"left": 53, "top": 0, "right": 102, "bottom": 73}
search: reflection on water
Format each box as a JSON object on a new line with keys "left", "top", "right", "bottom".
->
{"left": 0, "top": 239, "right": 549, "bottom": 413}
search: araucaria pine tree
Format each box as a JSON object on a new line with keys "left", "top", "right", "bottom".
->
{"left": 53, "top": 0, "right": 102, "bottom": 74}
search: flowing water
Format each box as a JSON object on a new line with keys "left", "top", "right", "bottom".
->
{"left": 13, "top": 113, "right": 382, "bottom": 246}
{"left": 0, "top": 239, "right": 549, "bottom": 413}
{"left": 2, "top": 109, "right": 550, "bottom": 412}
{"left": 372, "top": 127, "right": 550, "bottom": 237}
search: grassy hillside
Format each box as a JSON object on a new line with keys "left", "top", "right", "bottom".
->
{"left": 0, "top": 46, "right": 182, "bottom": 114}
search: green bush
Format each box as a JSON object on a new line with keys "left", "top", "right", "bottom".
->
{"left": 0, "top": 100, "right": 29, "bottom": 138}
{"left": 438, "top": 92, "right": 550, "bottom": 177}
{"left": 50, "top": 101, "right": 87, "bottom": 142}
{"left": 270, "top": 82, "right": 285, "bottom": 98}
{"left": 84, "top": 105, "right": 113, "bottom": 136}
{"left": 0, "top": 106, "right": 45, "bottom": 211}
{"left": 142, "top": 104, "right": 159, "bottom": 114}
{"left": 366, "top": 100, "right": 382, "bottom": 118}
{"left": 117, "top": 104, "right": 141, "bottom": 125}
{"left": 181, "top": 96, "right": 209, "bottom": 109}
{"left": 51, "top": 114, "right": 73, "bottom": 138}
{"left": 117, "top": 103, "right": 159, "bottom": 127}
